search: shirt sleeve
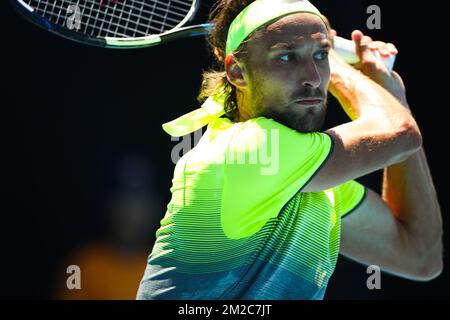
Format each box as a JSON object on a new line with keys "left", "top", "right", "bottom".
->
{"left": 221, "top": 117, "right": 333, "bottom": 239}
{"left": 332, "top": 180, "right": 367, "bottom": 219}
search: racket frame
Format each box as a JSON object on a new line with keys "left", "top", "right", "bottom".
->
{"left": 10, "top": 0, "right": 209, "bottom": 48}
{"left": 9, "top": 0, "right": 397, "bottom": 71}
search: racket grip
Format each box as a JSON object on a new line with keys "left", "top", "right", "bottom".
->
{"left": 333, "top": 36, "right": 396, "bottom": 71}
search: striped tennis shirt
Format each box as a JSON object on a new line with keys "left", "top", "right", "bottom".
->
{"left": 137, "top": 116, "right": 366, "bottom": 300}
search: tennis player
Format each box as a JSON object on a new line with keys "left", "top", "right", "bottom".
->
{"left": 137, "top": 0, "right": 442, "bottom": 300}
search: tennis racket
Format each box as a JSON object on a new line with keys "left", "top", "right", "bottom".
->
{"left": 10, "top": 0, "right": 395, "bottom": 70}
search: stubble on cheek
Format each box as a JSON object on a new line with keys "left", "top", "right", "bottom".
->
{"left": 244, "top": 65, "right": 328, "bottom": 132}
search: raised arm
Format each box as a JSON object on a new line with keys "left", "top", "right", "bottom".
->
{"left": 307, "top": 29, "right": 443, "bottom": 280}
{"left": 337, "top": 32, "right": 443, "bottom": 280}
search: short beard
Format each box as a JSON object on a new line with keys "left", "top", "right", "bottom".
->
{"left": 262, "top": 98, "right": 328, "bottom": 133}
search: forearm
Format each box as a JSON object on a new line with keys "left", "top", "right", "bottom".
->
{"left": 382, "top": 145, "right": 443, "bottom": 273}
{"left": 332, "top": 30, "right": 442, "bottom": 280}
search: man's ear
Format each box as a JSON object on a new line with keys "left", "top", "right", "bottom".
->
{"left": 225, "top": 54, "right": 247, "bottom": 88}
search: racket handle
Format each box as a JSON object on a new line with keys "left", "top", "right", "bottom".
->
{"left": 333, "top": 36, "right": 396, "bottom": 71}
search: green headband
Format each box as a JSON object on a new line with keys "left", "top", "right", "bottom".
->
{"left": 226, "top": 0, "right": 324, "bottom": 55}
{"left": 162, "top": 0, "right": 325, "bottom": 137}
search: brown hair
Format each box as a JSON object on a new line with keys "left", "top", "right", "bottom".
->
{"left": 197, "top": 0, "right": 257, "bottom": 122}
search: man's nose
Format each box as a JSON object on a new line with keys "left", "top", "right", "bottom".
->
{"left": 299, "top": 59, "right": 321, "bottom": 88}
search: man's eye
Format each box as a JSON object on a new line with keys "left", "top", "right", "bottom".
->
{"left": 278, "top": 53, "right": 295, "bottom": 62}
{"left": 314, "top": 51, "right": 329, "bottom": 61}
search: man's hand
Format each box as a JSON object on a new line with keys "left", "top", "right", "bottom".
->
{"left": 350, "top": 30, "right": 408, "bottom": 106}
{"left": 329, "top": 29, "right": 408, "bottom": 107}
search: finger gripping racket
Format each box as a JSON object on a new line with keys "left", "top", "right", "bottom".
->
{"left": 333, "top": 36, "right": 396, "bottom": 71}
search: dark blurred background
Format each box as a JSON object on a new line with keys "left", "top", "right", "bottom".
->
{"left": 1, "top": 0, "right": 447, "bottom": 299}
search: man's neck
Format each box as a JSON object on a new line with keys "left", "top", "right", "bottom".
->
{"left": 234, "top": 91, "right": 256, "bottom": 123}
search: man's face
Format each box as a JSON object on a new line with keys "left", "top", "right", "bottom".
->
{"left": 240, "top": 13, "right": 331, "bottom": 132}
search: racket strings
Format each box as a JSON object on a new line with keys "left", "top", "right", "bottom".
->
{"left": 26, "top": 0, "right": 195, "bottom": 38}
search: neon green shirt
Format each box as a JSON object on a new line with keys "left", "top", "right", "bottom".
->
{"left": 137, "top": 116, "right": 366, "bottom": 300}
